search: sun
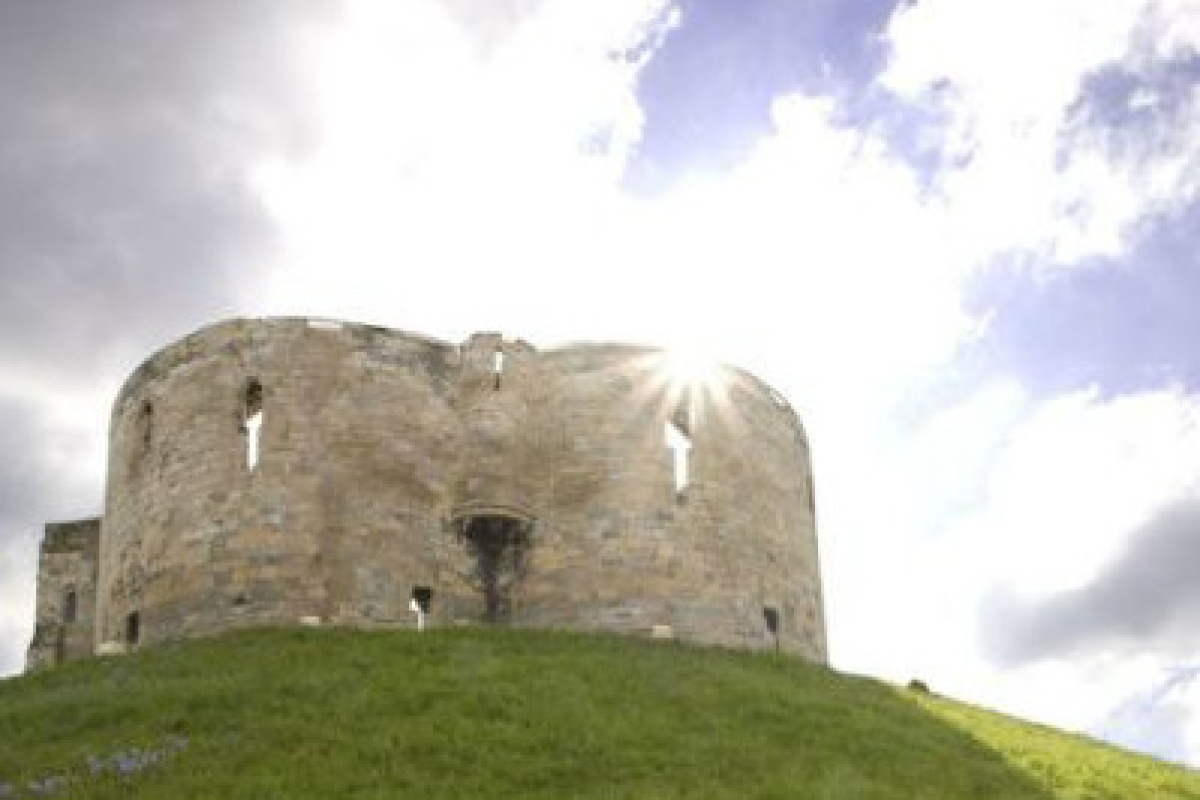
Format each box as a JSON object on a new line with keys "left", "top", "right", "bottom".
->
{"left": 662, "top": 345, "right": 722, "bottom": 394}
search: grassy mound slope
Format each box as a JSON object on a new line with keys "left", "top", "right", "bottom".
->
{"left": 1, "top": 628, "right": 1196, "bottom": 799}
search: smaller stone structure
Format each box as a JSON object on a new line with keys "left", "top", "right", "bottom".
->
{"left": 25, "top": 518, "right": 101, "bottom": 670}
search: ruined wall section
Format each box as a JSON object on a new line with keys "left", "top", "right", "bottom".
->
{"left": 94, "top": 317, "right": 826, "bottom": 662}
{"left": 25, "top": 518, "right": 100, "bottom": 670}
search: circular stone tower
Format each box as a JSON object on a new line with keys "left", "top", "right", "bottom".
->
{"left": 94, "top": 318, "right": 827, "bottom": 661}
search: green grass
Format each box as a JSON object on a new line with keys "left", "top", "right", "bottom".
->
{"left": 0, "top": 627, "right": 1195, "bottom": 799}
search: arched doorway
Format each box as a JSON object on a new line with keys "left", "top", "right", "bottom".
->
{"left": 452, "top": 511, "right": 533, "bottom": 623}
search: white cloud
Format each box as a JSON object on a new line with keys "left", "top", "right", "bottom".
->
{"left": 882, "top": 0, "right": 1200, "bottom": 264}
{"left": 251, "top": 0, "right": 677, "bottom": 337}
{"left": 1106, "top": 666, "right": 1200, "bottom": 767}
{"left": 0, "top": 534, "right": 38, "bottom": 676}
{"left": 970, "top": 387, "right": 1200, "bottom": 596}
{"left": 249, "top": 0, "right": 985, "bottom": 410}
{"left": 0, "top": 381, "right": 110, "bottom": 676}
{"left": 883, "top": 0, "right": 1144, "bottom": 122}
{"left": 829, "top": 380, "right": 1200, "bottom": 762}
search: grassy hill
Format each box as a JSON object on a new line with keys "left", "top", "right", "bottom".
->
{"left": 1, "top": 627, "right": 1195, "bottom": 799}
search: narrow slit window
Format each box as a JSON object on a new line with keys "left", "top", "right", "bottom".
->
{"left": 411, "top": 585, "right": 432, "bottom": 614}
{"left": 764, "top": 606, "right": 781, "bottom": 652}
{"left": 63, "top": 589, "right": 77, "bottom": 623}
{"left": 665, "top": 418, "right": 692, "bottom": 494}
{"left": 243, "top": 380, "right": 263, "bottom": 471}
{"left": 139, "top": 402, "right": 153, "bottom": 451}
{"left": 410, "top": 586, "right": 432, "bottom": 631}
{"left": 125, "top": 611, "right": 140, "bottom": 646}
{"left": 129, "top": 401, "right": 154, "bottom": 478}
{"left": 493, "top": 348, "right": 504, "bottom": 390}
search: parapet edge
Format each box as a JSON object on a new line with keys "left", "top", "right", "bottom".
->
{"left": 110, "top": 316, "right": 458, "bottom": 421}
{"left": 42, "top": 517, "right": 102, "bottom": 554}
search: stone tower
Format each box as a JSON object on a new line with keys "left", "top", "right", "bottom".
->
{"left": 26, "top": 317, "right": 826, "bottom": 669}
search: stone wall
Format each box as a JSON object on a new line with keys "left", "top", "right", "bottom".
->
{"left": 25, "top": 518, "right": 100, "bottom": 670}
{"left": 54, "top": 317, "right": 825, "bottom": 663}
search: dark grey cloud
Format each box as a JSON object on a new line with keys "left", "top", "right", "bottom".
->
{"left": 0, "top": 1, "right": 336, "bottom": 380}
{"left": 0, "top": 389, "right": 103, "bottom": 675}
{"left": 0, "top": 395, "right": 69, "bottom": 528}
{"left": 0, "top": 2, "right": 340, "bottom": 672}
{"left": 984, "top": 499, "right": 1200, "bottom": 665}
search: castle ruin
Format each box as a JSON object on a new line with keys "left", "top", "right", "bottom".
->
{"left": 26, "top": 318, "right": 826, "bottom": 668}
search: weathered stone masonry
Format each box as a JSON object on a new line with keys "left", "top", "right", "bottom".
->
{"left": 26, "top": 519, "right": 100, "bottom": 670}
{"left": 26, "top": 317, "right": 826, "bottom": 669}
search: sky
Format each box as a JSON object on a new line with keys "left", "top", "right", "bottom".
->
{"left": 1, "top": 0, "right": 1198, "bottom": 768}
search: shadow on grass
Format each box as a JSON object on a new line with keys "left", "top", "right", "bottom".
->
{"left": 900, "top": 680, "right": 1200, "bottom": 800}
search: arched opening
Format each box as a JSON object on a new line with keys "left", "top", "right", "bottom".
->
{"left": 764, "top": 606, "right": 781, "bottom": 653}
{"left": 454, "top": 514, "right": 531, "bottom": 623}
{"left": 242, "top": 379, "right": 263, "bottom": 471}
{"left": 125, "top": 611, "right": 140, "bottom": 646}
